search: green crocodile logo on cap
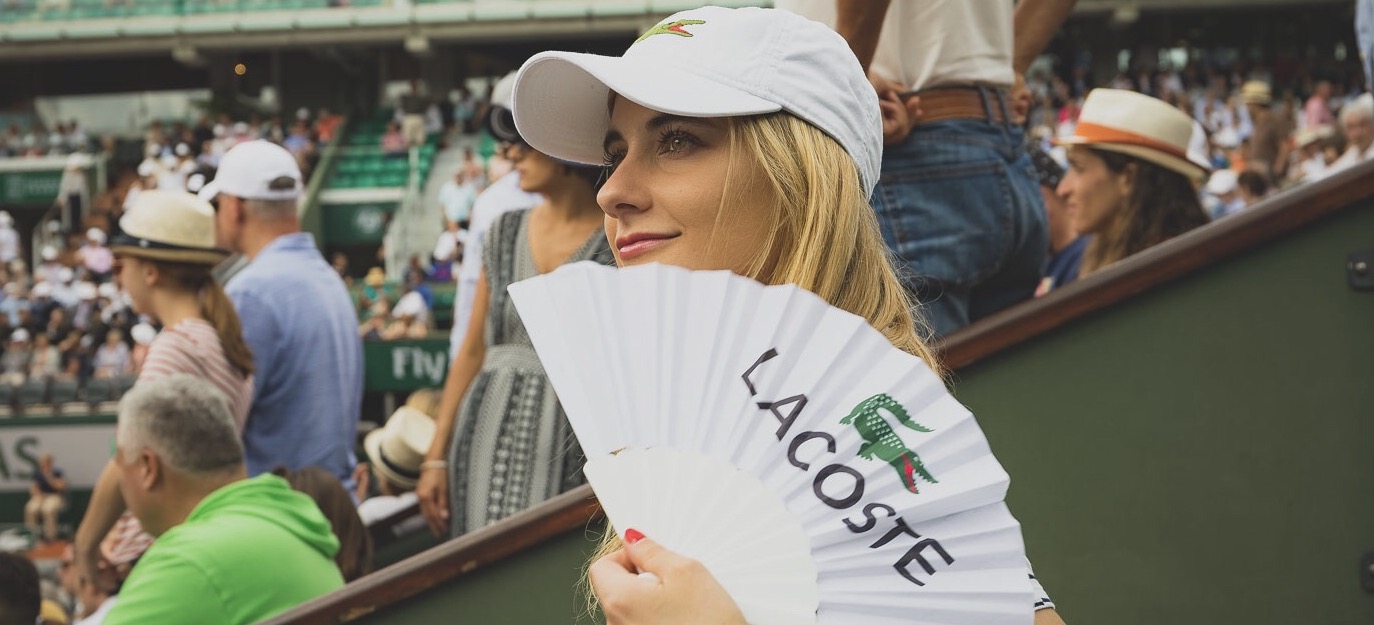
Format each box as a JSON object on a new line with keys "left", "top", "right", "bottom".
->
{"left": 634, "top": 19, "right": 706, "bottom": 44}
{"left": 840, "top": 393, "right": 937, "bottom": 494}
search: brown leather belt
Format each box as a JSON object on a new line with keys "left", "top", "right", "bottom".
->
{"left": 899, "top": 87, "right": 1011, "bottom": 125}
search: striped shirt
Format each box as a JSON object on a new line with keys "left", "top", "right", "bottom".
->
{"left": 138, "top": 318, "right": 255, "bottom": 433}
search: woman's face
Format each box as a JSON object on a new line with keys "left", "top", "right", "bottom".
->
{"left": 1057, "top": 146, "right": 1131, "bottom": 235}
{"left": 598, "top": 97, "right": 776, "bottom": 273}
{"left": 512, "top": 147, "right": 566, "bottom": 195}
{"left": 115, "top": 255, "right": 153, "bottom": 316}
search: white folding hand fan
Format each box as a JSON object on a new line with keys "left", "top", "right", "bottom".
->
{"left": 508, "top": 262, "right": 1033, "bottom": 625}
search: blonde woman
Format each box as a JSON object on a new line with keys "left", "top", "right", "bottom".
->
{"left": 512, "top": 6, "right": 1063, "bottom": 624}
{"left": 1056, "top": 89, "right": 1211, "bottom": 277}
{"left": 74, "top": 190, "right": 255, "bottom": 592}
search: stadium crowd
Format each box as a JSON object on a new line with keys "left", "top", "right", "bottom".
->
{"left": 0, "top": 2, "right": 1369, "bottom": 624}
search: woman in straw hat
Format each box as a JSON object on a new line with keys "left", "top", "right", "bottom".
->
{"left": 511, "top": 6, "right": 1062, "bottom": 624}
{"left": 1055, "top": 88, "right": 1211, "bottom": 277}
{"left": 74, "top": 189, "right": 256, "bottom": 593}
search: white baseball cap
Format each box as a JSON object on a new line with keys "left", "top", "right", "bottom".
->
{"left": 199, "top": 140, "right": 303, "bottom": 202}
{"left": 1205, "top": 169, "right": 1239, "bottom": 196}
{"left": 511, "top": 6, "right": 882, "bottom": 193}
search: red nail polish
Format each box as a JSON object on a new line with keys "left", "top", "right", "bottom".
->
{"left": 624, "top": 528, "right": 645, "bottom": 544}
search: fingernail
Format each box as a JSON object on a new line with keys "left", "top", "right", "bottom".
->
{"left": 624, "top": 528, "right": 645, "bottom": 544}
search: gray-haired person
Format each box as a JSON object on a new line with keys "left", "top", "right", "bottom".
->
{"left": 101, "top": 375, "right": 344, "bottom": 625}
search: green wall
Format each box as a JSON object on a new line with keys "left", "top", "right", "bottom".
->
{"left": 951, "top": 202, "right": 1374, "bottom": 623}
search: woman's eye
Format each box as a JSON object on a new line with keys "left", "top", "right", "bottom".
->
{"left": 602, "top": 149, "right": 625, "bottom": 170}
{"left": 658, "top": 130, "right": 697, "bottom": 155}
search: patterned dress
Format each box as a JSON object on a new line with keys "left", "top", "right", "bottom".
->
{"left": 448, "top": 209, "right": 613, "bottom": 537}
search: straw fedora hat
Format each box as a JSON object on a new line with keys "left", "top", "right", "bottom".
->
{"left": 1057, "top": 88, "right": 1208, "bottom": 182}
{"left": 111, "top": 190, "right": 229, "bottom": 265}
{"left": 1240, "top": 81, "right": 1272, "bottom": 106}
{"left": 364, "top": 406, "right": 436, "bottom": 490}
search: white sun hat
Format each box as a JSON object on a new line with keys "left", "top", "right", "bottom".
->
{"left": 199, "top": 140, "right": 302, "bottom": 202}
{"left": 511, "top": 5, "right": 882, "bottom": 193}
{"left": 364, "top": 406, "right": 436, "bottom": 490}
{"left": 130, "top": 323, "right": 157, "bottom": 345}
{"left": 86, "top": 227, "right": 106, "bottom": 244}
{"left": 1057, "top": 88, "right": 1208, "bottom": 182}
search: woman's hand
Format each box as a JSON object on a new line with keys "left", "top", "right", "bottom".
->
{"left": 589, "top": 530, "right": 747, "bottom": 625}
{"left": 415, "top": 465, "right": 449, "bottom": 537}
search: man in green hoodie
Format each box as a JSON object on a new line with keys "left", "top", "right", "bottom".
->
{"left": 103, "top": 374, "right": 345, "bottom": 625}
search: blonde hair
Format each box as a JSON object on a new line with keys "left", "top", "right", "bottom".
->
{"left": 722, "top": 112, "right": 941, "bottom": 371}
{"left": 582, "top": 112, "right": 942, "bottom": 615}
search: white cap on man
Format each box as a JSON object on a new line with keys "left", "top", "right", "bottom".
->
{"left": 198, "top": 140, "right": 303, "bottom": 203}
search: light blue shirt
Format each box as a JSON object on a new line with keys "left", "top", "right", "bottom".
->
{"left": 227, "top": 232, "right": 363, "bottom": 484}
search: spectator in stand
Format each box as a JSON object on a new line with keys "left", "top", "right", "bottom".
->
{"left": 1241, "top": 81, "right": 1289, "bottom": 179}
{"left": 127, "top": 323, "right": 155, "bottom": 376}
{"left": 36, "top": 246, "right": 63, "bottom": 284}
{"left": 446, "top": 72, "right": 541, "bottom": 360}
{"left": 76, "top": 228, "right": 113, "bottom": 281}
{"left": 357, "top": 298, "right": 390, "bottom": 342}
{"left": 91, "top": 329, "right": 129, "bottom": 379}
{"left": 314, "top": 108, "right": 342, "bottom": 146}
{"left": 1056, "top": 89, "right": 1210, "bottom": 277}
{"left": 431, "top": 218, "right": 463, "bottom": 282}
{"left": 1031, "top": 147, "right": 1087, "bottom": 296}
{"left": 1325, "top": 93, "right": 1374, "bottom": 176}
{"left": 398, "top": 80, "right": 430, "bottom": 149}
{"left": 101, "top": 375, "right": 345, "bottom": 625}
{"left": 3, "top": 328, "right": 31, "bottom": 385}
{"left": 1236, "top": 169, "right": 1271, "bottom": 207}
{"left": 283, "top": 121, "right": 312, "bottom": 157}
{"left": 57, "top": 333, "right": 85, "bottom": 381}
{"left": 380, "top": 121, "right": 406, "bottom": 158}
{"left": 58, "top": 154, "right": 89, "bottom": 232}
{"left": 437, "top": 168, "right": 477, "bottom": 228}
{"left": 27, "top": 332, "right": 60, "bottom": 379}
{"left": 0, "top": 551, "right": 40, "bottom": 625}
{"left": 25, "top": 453, "right": 67, "bottom": 542}
{"left": 1304, "top": 80, "right": 1335, "bottom": 129}
{"left": 75, "top": 190, "right": 259, "bottom": 591}
{"left": 1289, "top": 125, "right": 1334, "bottom": 183}
{"left": 0, "top": 211, "right": 18, "bottom": 264}
{"left": 387, "top": 285, "right": 429, "bottom": 340}
{"left": 199, "top": 140, "right": 362, "bottom": 487}
{"left": 273, "top": 466, "right": 373, "bottom": 582}
{"left": 358, "top": 405, "right": 434, "bottom": 536}
{"left": 1204, "top": 169, "right": 1244, "bottom": 219}
{"left": 71, "top": 554, "right": 120, "bottom": 625}
{"left": 453, "top": 86, "right": 477, "bottom": 135}
{"left": 459, "top": 146, "right": 485, "bottom": 188}
{"left": 781, "top": 0, "right": 1076, "bottom": 338}
{"left": 72, "top": 282, "right": 98, "bottom": 332}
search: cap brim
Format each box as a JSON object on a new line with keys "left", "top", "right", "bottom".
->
{"left": 513, "top": 51, "right": 781, "bottom": 166}
{"left": 197, "top": 180, "right": 221, "bottom": 202}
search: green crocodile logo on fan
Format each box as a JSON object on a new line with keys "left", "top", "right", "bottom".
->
{"left": 840, "top": 394, "right": 937, "bottom": 494}
{"left": 634, "top": 19, "right": 706, "bottom": 44}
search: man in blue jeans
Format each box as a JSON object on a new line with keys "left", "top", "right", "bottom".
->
{"left": 781, "top": 0, "right": 1076, "bottom": 338}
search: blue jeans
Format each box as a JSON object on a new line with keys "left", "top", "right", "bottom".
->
{"left": 870, "top": 104, "right": 1048, "bottom": 338}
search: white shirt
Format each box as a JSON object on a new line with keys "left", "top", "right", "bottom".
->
{"left": 449, "top": 171, "right": 540, "bottom": 358}
{"left": 76, "top": 595, "right": 117, "bottom": 625}
{"left": 432, "top": 229, "right": 464, "bottom": 263}
{"left": 777, "top": 0, "right": 1014, "bottom": 91}
{"left": 437, "top": 180, "right": 478, "bottom": 225}
{"left": 1317, "top": 142, "right": 1374, "bottom": 180}
{"left": 0, "top": 226, "right": 17, "bottom": 263}
{"left": 358, "top": 492, "right": 426, "bottom": 536}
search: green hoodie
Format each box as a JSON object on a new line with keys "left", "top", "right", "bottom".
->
{"left": 104, "top": 474, "right": 344, "bottom": 625}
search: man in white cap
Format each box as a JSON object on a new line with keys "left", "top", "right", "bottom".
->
{"left": 0, "top": 211, "right": 18, "bottom": 264}
{"left": 199, "top": 140, "right": 363, "bottom": 489}
{"left": 777, "top": 0, "right": 1076, "bottom": 339}
{"left": 77, "top": 227, "right": 113, "bottom": 281}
